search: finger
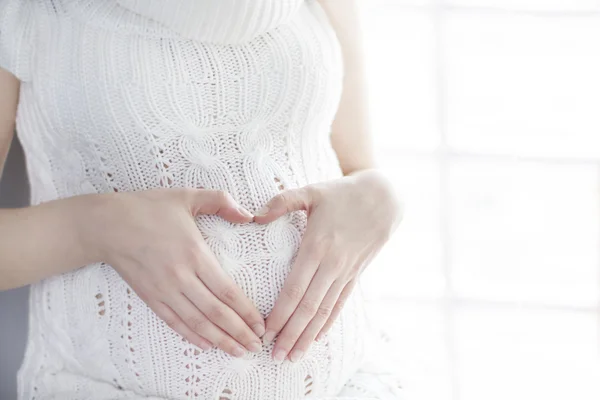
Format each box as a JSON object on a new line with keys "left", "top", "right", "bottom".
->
{"left": 168, "top": 294, "right": 248, "bottom": 358}
{"left": 271, "top": 265, "right": 336, "bottom": 363}
{"left": 316, "top": 279, "right": 357, "bottom": 341}
{"left": 262, "top": 233, "right": 324, "bottom": 344}
{"left": 190, "top": 189, "right": 253, "bottom": 223}
{"left": 183, "top": 279, "right": 262, "bottom": 353}
{"left": 195, "top": 243, "right": 266, "bottom": 337}
{"left": 253, "top": 187, "right": 313, "bottom": 224}
{"left": 150, "top": 301, "right": 212, "bottom": 351}
{"left": 286, "top": 280, "right": 346, "bottom": 362}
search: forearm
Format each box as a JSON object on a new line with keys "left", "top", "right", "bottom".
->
{"left": 319, "top": 0, "right": 375, "bottom": 174}
{"left": 0, "top": 194, "right": 103, "bottom": 290}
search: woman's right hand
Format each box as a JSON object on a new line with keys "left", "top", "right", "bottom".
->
{"left": 81, "top": 188, "right": 264, "bottom": 358}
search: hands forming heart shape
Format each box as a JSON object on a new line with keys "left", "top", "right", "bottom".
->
{"left": 93, "top": 169, "right": 401, "bottom": 360}
{"left": 254, "top": 169, "right": 402, "bottom": 362}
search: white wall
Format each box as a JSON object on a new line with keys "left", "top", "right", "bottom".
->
{"left": 359, "top": 0, "right": 600, "bottom": 399}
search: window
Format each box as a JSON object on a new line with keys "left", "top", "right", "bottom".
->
{"left": 359, "top": 1, "right": 600, "bottom": 399}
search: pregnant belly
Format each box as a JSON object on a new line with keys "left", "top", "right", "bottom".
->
{"left": 30, "top": 215, "right": 367, "bottom": 400}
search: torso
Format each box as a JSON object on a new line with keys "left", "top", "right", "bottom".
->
{"left": 16, "top": 1, "right": 368, "bottom": 399}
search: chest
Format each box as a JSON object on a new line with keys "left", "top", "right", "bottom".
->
{"left": 18, "top": 1, "right": 342, "bottom": 198}
{"left": 116, "top": 0, "right": 305, "bottom": 43}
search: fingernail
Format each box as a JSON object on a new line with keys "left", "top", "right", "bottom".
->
{"left": 238, "top": 207, "right": 253, "bottom": 219}
{"left": 273, "top": 348, "right": 286, "bottom": 363}
{"left": 253, "top": 323, "right": 266, "bottom": 338}
{"left": 262, "top": 330, "right": 276, "bottom": 345}
{"left": 248, "top": 341, "right": 262, "bottom": 353}
{"left": 315, "top": 333, "right": 323, "bottom": 342}
{"left": 255, "top": 205, "right": 270, "bottom": 217}
{"left": 289, "top": 349, "right": 304, "bottom": 363}
{"left": 232, "top": 346, "right": 246, "bottom": 358}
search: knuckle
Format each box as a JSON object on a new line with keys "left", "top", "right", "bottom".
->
{"left": 163, "top": 262, "right": 178, "bottom": 278}
{"left": 207, "top": 305, "right": 226, "bottom": 321}
{"left": 233, "top": 329, "right": 255, "bottom": 346}
{"left": 244, "top": 310, "right": 262, "bottom": 326}
{"left": 219, "top": 286, "right": 238, "bottom": 304}
{"left": 329, "top": 231, "right": 343, "bottom": 246}
{"left": 316, "top": 305, "right": 333, "bottom": 319}
{"left": 298, "top": 299, "right": 319, "bottom": 316}
{"left": 154, "top": 282, "right": 170, "bottom": 298}
{"left": 215, "top": 190, "right": 232, "bottom": 204}
{"left": 171, "top": 265, "right": 188, "bottom": 284}
{"left": 275, "top": 191, "right": 296, "bottom": 210}
{"left": 276, "top": 192, "right": 289, "bottom": 205}
{"left": 328, "top": 261, "right": 344, "bottom": 275}
{"left": 187, "top": 316, "right": 207, "bottom": 332}
{"left": 312, "top": 235, "right": 332, "bottom": 253}
{"left": 333, "top": 298, "right": 346, "bottom": 313}
{"left": 181, "top": 244, "right": 202, "bottom": 265}
{"left": 283, "top": 284, "right": 305, "bottom": 302}
{"left": 164, "top": 318, "right": 179, "bottom": 330}
{"left": 164, "top": 259, "right": 190, "bottom": 284}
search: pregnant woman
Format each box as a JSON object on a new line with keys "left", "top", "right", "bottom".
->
{"left": 0, "top": 0, "right": 403, "bottom": 399}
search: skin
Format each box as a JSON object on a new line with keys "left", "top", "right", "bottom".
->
{"left": 0, "top": 0, "right": 402, "bottom": 365}
{"left": 255, "top": 0, "right": 401, "bottom": 362}
{"left": 0, "top": 71, "right": 264, "bottom": 358}
{"left": 255, "top": 171, "right": 401, "bottom": 362}
{"left": 251, "top": 0, "right": 403, "bottom": 363}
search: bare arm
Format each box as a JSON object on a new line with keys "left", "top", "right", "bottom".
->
{"left": 257, "top": 2, "right": 403, "bottom": 362}
{"left": 318, "top": 0, "right": 375, "bottom": 174}
{"left": 0, "top": 68, "right": 265, "bottom": 356}
{"left": 0, "top": 68, "right": 96, "bottom": 289}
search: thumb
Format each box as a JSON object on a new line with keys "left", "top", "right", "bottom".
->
{"left": 253, "top": 187, "right": 313, "bottom": 224}
{"left": 189, "top": 189, "right": 254, "bottom": 223}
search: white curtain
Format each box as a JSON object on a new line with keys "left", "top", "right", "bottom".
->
{"left": 359, "top": 0, "right": 600, "bottom": 399}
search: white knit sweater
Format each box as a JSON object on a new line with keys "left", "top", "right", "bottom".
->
{"left": 0, "top": 1, "right": 402, "bottom": 399}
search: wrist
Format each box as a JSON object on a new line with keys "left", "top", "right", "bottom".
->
{"left": 347, "top": 168, "right": 391, "bottom": 194}
{"left": 351, "top": 168, "right": 403, "bottom": 219}
{"left": 70, "top": 192, "right": 119, "bottom": 265}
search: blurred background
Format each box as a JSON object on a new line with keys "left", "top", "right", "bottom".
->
{"left": 2, "top": 0, "right": 600, "bottom": 399}
{"left": 358, "top": 0, "right": 600, "bottom": 399}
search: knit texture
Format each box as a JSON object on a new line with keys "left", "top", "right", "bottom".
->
{"left": 1, "top": 0, "right": 402, "bottom": 399}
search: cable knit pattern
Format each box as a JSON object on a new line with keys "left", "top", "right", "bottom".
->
{"left": 1, "top": 0, "right": 402, "bottom": 399}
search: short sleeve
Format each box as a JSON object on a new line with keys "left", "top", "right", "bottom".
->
{"left": 0, "top": 0, "right": 36, "bottom": 81}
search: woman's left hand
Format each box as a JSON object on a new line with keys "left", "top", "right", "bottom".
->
{"left": 254, "top": 169, "right": 403, "bottom": 363}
